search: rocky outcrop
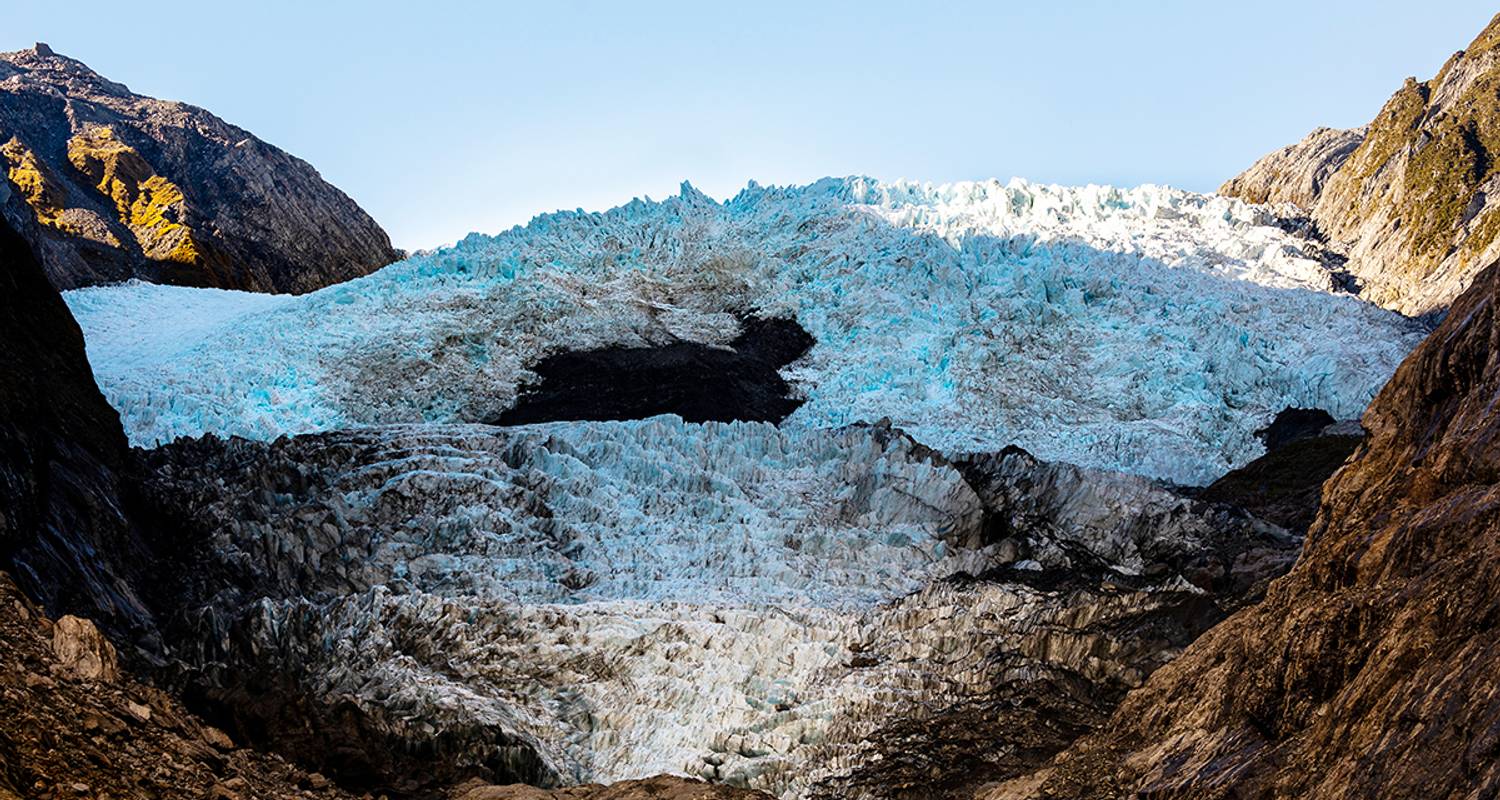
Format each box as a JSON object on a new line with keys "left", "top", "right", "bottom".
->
{"left": 985, "top": 257, "right": 1500, "bottom": 798}
{"left": 957, "top": 447, "right": 1298, "bottom": 604}
{"left": 1219, "top": 127, "right": 1366, "bottom": 208}
{"left": 1220, "top": 14, "right": 1500, "bottom": 316}
{"left": 495, "top": 318, "right": 815, "bottom": 426}
{"left": 0, "top": 188, "right": 161, "bottom": 643}
{"left": 0, "top": 187, "right": 365, "bottom": 799}
{"left": 0, "top": 572, "right": 358, "bottom": 800}
{"left": 0, "top": 44, "right": 400, "bottom": 293}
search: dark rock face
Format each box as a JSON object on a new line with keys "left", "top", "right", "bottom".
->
{"left": 0, "top": 192, "right": 363, "bottom": 799}
{"left": 1197, "top": 434, "right": 1361, "bottom": 534}
{"left": 0, "top": 44, "right": 400, "bottom": 293}
{"left": 989, "top": 261, "right": 1500, "bottom": 799}
{"left": 0, "top": 201, "right": 159, "bottom": 643}
{"left": 494, "top": 318, "right": 814, "bottom": 426}
{"left": 1187, "top": 407, "right": 1362, "bottom": 534}
{"left": 1253, "top": 407, "right": 1335, "bottom": 451}
{"left": 957, "top": 447, "right": 1300, "bottom": 604}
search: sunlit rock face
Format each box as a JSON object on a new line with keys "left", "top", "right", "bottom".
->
{"left": 0, "top": 44, "right": 400, "bottom": 293}
{"left": 69, "top": 176, "right": 1423, "bottom": 485}
{"left": 1220, "top": 13, "right": 1500, "bottom": 318}
{"left": 139, "top": 419, "right": 1297, "bottom": 798}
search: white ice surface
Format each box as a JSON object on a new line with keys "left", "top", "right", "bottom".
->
{"left": 65, "top": 177, "right": 1425, "bottom": 484}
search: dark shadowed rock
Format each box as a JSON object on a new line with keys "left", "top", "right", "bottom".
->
{"left": 0, "top": 197, "right": 160, "bottom": 643}
{"left": 0, "top": 44, "right": 400, "bottom": 293}
{"left": 1253, "top": 407, "right": 1336, "bottom": 451}
{"left": 495, "top": 317, "right": 814, "bottom": 426}
{"left": 1197, "top": 433, "right": 1361, "bottom": 534}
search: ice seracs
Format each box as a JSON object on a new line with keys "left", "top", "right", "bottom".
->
{"left": 142, "top": 418, "right": 1299, "bottom": 798}
{"left": 66, "top": 176, "right": 1425, "bottom": 484}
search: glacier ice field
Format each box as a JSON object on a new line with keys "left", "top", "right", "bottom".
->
{"left": 64, "top": 176, "right": 1427, "bottom": 484}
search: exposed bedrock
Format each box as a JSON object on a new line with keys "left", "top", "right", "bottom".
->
{"left": 136, "top": 419, "right": 1300, "bottom": 799}
{"left": 1220, "top": 13, "right": 1500, "bottom": 317}
{"left": 495, "top": 317, "right": 814, "bottom": 426}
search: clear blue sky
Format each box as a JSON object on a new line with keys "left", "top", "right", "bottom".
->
{"left": 7, "top": 0, "right": 1497, "bottom": 250}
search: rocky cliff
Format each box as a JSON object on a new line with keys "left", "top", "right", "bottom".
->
{"left": 1220, "top": 13, "right": 1500, "bottom": 317}
{"left": 0, "top": 181, "right": 162, "bottom": 643}
{"left": 0, "top": 43, "right": 399, "bottom": 293}
{"left": 984, "top": 255, "right": 1500, "bottom": 797}
{"left": 0, "top": 182, "right": 381, "bottom": 799}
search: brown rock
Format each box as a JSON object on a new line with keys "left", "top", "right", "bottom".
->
{"left": 202, "top": 725, "right": 235, "bottom": 751}
{"left": 50, "top": 614, "right": 118, "bottom": 682}
{"left": 123, "top": 700, "right": 151, "bottom": 723}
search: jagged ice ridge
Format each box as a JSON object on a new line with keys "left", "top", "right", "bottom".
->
{"left": 65, "top": 177, "right": 1425, "bottom": 483}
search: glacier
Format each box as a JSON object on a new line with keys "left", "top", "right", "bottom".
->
{"left": 64, "top": 176, "right": 1426, "bottom": 484}
{"left": 142, "top": 418, "right": 1296, "bottom": 797}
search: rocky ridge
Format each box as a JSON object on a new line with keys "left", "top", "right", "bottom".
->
{"left": 1220, "top": 13, "right": 1500, "bottom": 316}
{"left": 0, "top": 43, "right": 400, "bottom": 293}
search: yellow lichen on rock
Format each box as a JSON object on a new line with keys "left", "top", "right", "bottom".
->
{"left": 66, "top": 125, "right": 200, "bottom": 264}
{"left": 2, "top": 137, "right": 66, "bottom": 225}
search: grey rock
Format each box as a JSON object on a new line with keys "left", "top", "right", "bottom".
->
{"left": 1219, "top": 126, "right": 1366, "bottom": 209}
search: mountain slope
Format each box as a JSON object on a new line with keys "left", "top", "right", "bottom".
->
{"left": 0, "top": 43, "right": 400, "bottom": 293}
{"left": 1221, "top": 13, "right": 1500, "bottom": 316}
{"left": 985, "top": 254, "right": 1500, "bottom": 798}
{"left": 64, "top": 178, "right": 1423, "bottom": 485}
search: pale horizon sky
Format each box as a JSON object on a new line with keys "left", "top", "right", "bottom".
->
{"left": 8, "top": 1, "right": 1498, "bottom": 250}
